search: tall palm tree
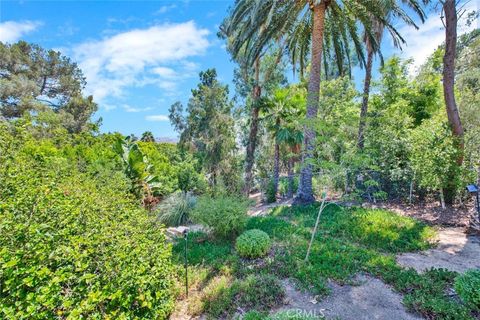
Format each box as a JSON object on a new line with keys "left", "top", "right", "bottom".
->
{"left": 357, "top": 18, "right": 385, "bottom": 150}
{"left": 225, "top": 0, "right": 426, "bottom": 204}
{"left": 220, "top": 20, "right": 285, "bottom": 196}
{"left": 357, "top": 2, "right": 427, "bottom": 150}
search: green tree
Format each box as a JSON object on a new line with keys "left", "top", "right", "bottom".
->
{"left": 169, "top": 69, "right": 237, "bottom": 189}
{"left": 224, "top": 0, "right": 426, "bottom": 203}
{"left": 0, "top": 41, "right": 97, "bottom": 133}
{"left": 141, "top": 131, "right": 155, "bottom": 142}
{"left": 357, "top": 2, "right": 425, "bottom": 149}
{"left": 264, "top": 87, "right": 305, "bottom": 199}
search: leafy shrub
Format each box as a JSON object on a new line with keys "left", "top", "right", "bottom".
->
{"left": 191, "top": 195, "right": 250, "bottom": 239}
{"left": 265, "top": 179, "right": 277, "bottom": 203}
{"left": 156, "top": 191, "right": 197, "bottom": 226}
{"left": 0, "top": 124, "right": 175, "bottom": 319}
{"left": 236, "top": 229, "right": 272, "bottom": 258}
{"left": 454, "top": 269, "right": 480, "bottom": 310}
{"left": 278, "top": 176, "right": 299, "bottom": 198}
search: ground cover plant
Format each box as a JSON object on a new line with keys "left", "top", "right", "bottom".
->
{"left": 172, "top": 203, "right": 479, "bottom": 319}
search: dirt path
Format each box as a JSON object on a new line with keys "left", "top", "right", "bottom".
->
{"left": 396, "top": 227, "right": 480, "bottom": 273}
{"left": 275, "top": 275, "right": 421, "bottom": 320}
{"left": 247, "top": 192, "right": 293, "bottom": 216}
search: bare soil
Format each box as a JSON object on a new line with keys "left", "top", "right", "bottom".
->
{"left": 275, "top": 275, "right": 422, "bottom": 320}
{"left": 396, "top": 227, "right": 480, "bottom": 273}
{"left": 362, "top": 201, "right": 474, "bottom": 227}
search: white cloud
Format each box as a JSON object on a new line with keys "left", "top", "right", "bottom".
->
{"left": 123, "top": 104, "right": 153, "bottom": 112}
{"left": 145, "top": 114, "right": 169, "bottom": 121}
{"left": 398, "top": 1, "right": 478, "bottom": 72}
{"left": 72, "top": 21, "right": 210, "bottom": 102}
{"left": 0, "top": 21, "right": 41, "bottom": 43}
{"left": 154, "top": 4, "right": 177, "bottom": 15}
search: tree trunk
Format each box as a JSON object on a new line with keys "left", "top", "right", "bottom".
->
{"left": 273, "top": 139, "right": 280, "bottom": 199}
{"left": 357, "top": 46, "right": 374, "bottom": 150}
{"left": 287, "top": 155, "right": 294, "bottom": 198}
{"left": 443, "top": 0, "right": 464, "bottom": 159}
{"left": 294, "top": 2, "right": 326, "bottom": 204}
{"left": 243, "top": 57, "right": 262, "bottom": 195}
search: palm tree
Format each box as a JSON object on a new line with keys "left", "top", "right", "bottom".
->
{"left": 225, "top": 0, "right": 426, "bottom": 204}
{"left": 141, "top": 131, "right": 155, "bottom": 142}
{"left": 220, "top": 20, "right": 285, "bottom": 196}
{"left": 264, "top": 87, "right": 305, "bottom": 198}
{"left": 357, "top": 2, "right": 427, "bottom": 150}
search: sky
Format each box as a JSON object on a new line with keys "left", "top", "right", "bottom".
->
{"left": 0, "top": 0, "right": 478, "bottom": 139}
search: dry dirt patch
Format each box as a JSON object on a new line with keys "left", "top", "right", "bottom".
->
{"left": 275, "top": 275, "right": 421, "bottom": 320}
{"left": 396, "top": 227, "right": 480, "bottom": 273}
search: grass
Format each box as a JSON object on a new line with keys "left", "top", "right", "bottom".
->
{"left": 171, "top": 204, "right": 478, "bottom": 319}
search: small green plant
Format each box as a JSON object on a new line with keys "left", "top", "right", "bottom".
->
{"left": 265, "top": 179, "right": 277, "bottom": 203}
{"left": 243, "top": 310, "right": 268, "bottom": 320}
{"left": 204, "top": 274, "right": 285, "bottom": 318}
{"left": 269, "top": 310, "right": 325, "bottom": 319}
{"left": 156, "top": 191, "right": 196, "bottom": 226}
{"left": 454, "top": 269, "right": 480, "bottom": 310}
{"left": 236, "top": 229, "right": 272, "bottom": 258}
{"left": 191, "top": 195, "right": 250, "bottom": 239}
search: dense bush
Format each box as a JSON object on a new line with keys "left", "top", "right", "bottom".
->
{"left": 156, "top": 191, "right": 197, "bottom": 226}
{"left": 236, "top": 229, "right": 272, "bottom": 258}
{"left": 0, "top": 122, "right": 175, "bottom": 319}
{"left": 454, "top": 269, "right": 480, "bottom": 310}
{"left": 265, "top": 179, "right": 277, "bottom": 203}
{"left": 191, "top": 195, "right": 250, "bottom": 239}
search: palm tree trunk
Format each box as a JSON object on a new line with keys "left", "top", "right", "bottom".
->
{"left": 357, "top": 46, "right": 374, "bottom": 150}
{"left": 273, "top": 138, "right": 280, "bottom": 199}
{"left": 287, "top": 154, "right": 294, "bottom": 198}
{"left": 443, "top": 0, "right": 464, "bottom": 156}
{"left": 295, "top": 2, "right": 326, "bottom": 204}
{"left": 243, "top": 57, "right": 261, "bottom": 195}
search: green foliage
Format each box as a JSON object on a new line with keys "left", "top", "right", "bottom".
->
{"left": 191, "top": 195, "right": 250, "bottom": 239}
{"left": 0, "top": 41, "right": 97, "bottom": 133}
{"left": 172, "top": 231, "right": 233, "bottom": 268}
{"left": 0, "top": 122, "right": 174, "bottom": 319}
{"left": 269, "top": 310, "right": 324, "bottom": 320}
{"left": 141, "top": 131, "right": 155, "bottom": 142}
{"left": 265, "top": 179, "right": 277, "bottom": 203}
{"left": 236, "top": 229, "right": 272, "bottom": 259}
{"left": 243, "top": 310, "right": 268, "bottom": 320}
{"left": 169, "top": 69, "right": 239, "bottom": 190}
{"left": 455, "top": 269, "right": 480, "bottom": 310}
{"left": 204, "top": 274, "right": 284, "bottom": 319}
{"left": 114, "top": 136, "right": 162, "bottom": 205}
{"left": 156, "top": 192, "right": 197, "bottom": 227}
{"left": 137, "top": 141, "right": 191, "bottom": 195}
{"left": 410, "top": 113, "right": 460, "bottom": 196}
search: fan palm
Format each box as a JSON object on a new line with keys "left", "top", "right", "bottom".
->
{"left": 264, "top": 87, "right": 305, "bottom": 199}
{"left": 225, "top": 0, "right": 426, "bottom": 203}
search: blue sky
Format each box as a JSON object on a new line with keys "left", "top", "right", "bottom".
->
{"left": 1, "top": 0, "right": 478, "bottom": 138}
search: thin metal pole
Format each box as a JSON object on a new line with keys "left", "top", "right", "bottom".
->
{"left": 476, "top": 190, "right": 479, "bottom": 217}
{"left": 184, "top": 232, "right": 188, "bottom": 298}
